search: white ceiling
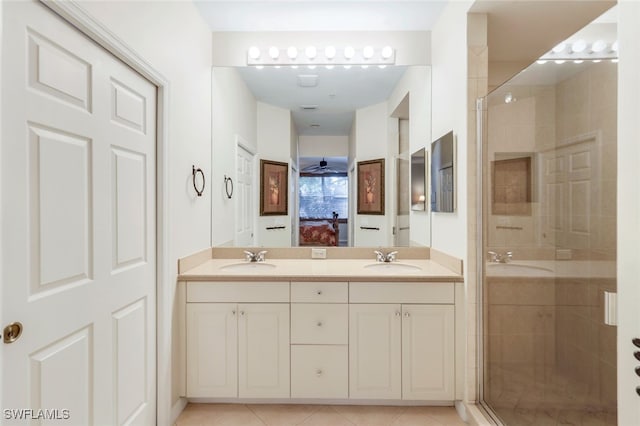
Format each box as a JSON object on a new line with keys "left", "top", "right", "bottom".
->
{"left": 193, "top": 1, "right": 448, "bottom": 32}
{"left": 237, "top": 65, "right": 408, "bottom": 135}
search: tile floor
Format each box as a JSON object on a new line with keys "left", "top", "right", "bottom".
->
{"left": 175, "top": 403, "right": 467, "bottom": 426}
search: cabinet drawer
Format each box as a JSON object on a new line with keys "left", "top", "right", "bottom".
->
{"left": 291, "top": 345, "right": 348, "bottom": 399}
{"left": 291, "top": 304, "right": 348, "bottom": 344}
{"left": 349, "top": 282, "right": 454, "bottom": 304}
{"left": 291, "top": 281, "right": 348, "bottom": 303}
{"left": 187, "top": 281, "right": 289, "bottom": 303}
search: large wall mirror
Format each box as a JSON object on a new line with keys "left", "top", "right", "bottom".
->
{"left": 211, "top": 65, "right": 432, "bottom": 248}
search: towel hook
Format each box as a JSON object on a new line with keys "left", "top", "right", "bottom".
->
{"left": 224, "top": 175, "right": 234, "bottom": 199}
{"left": 192, "top": 165, "right": 205, "bottom": 197}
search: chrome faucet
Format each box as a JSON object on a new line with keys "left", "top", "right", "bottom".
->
{"left": 487, "top": 251, "right": 513, "bottom": 263}
{"left": 374, "top": 250, "right": 398, "bottom": 263}
{"left": 244, "top": 250, "right": 267, "bottom": 262}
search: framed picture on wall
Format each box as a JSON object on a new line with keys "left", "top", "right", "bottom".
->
{"left": 357, "top": 158, "right": 385, "bottom": 215}
{"left": 260, "top": 159, "right": 288, "bottom": 215}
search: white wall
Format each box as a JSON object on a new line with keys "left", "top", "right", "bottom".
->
{"left": 211, "top": 31, "right": 431, "bottom": 67}
{"left": 73, "top": 0, "right": 212, "bottom": 421}
{"left": 211, "top": 67, "right": 257, "bottom": 246}
{"left": 430, "top": 1, "right": 471, "bottom": 260}
{"left": 388, "top": 66, "right": 432, "bottom": 247}
{"left": 256, "top": 102, "right": 293, "bottom": 246}
{"left": 352, "top": 102, "right": 392, "bottom": 247}
{"left": 617, "top": 2, "right": 640, "bottom": 424}
{"left": 298, "top": 135, "right": 349, "bottom": 157}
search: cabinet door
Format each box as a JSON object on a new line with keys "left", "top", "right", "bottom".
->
{"left": 402, "top": 304, "right": 455, "bottom": 400}
{"left": 186, "top": 303, "right": 237, "bottom": 397}
{"left": 349, "top": 304, "right": 401, "bottom": 399}
{"left": 238, "top": 303, "right": 290, "bottom": 398}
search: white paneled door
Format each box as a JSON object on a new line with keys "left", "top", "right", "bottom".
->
{"left": 1, "top": 2, "right": 156, "bottom": 425}
{"left": 235, "top": 143, "right": 254, "bottom": 246}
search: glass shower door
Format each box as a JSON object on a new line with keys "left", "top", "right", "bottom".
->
{"left": 479, "top": 59, "right": 618, "bottom": 426}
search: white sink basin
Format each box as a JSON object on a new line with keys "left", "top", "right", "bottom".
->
{"left": 220, "top": 262, "right": 277, "bottom": 272}
{"left": 486, "top": 262, "right": 553, "bottom": 274}
{"left": 364, "top": 263, "right": 422, "bottom": 273}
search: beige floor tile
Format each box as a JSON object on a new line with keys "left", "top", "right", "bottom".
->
{"left": 297, "top": 406, "right": 355, "bottom": 426}
{"left": 176, "top": 403, "right": 265, "bottom": 426}
{"left": 331, "top": 405, "right": 406, "bottom": 426}
{"left": 390, "top": 407, "right": 460, "bottom": 426}
{"left": 247, "top": 404, "right": 318, "bottom": 426}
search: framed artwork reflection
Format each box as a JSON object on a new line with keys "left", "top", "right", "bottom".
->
{"left": 357, "top": 158, "right": 385, "bottom": 215}
{"left": 260, "top": 159, "right": 288, "bottom": 215}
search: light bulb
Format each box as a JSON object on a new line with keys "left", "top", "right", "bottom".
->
{"left": 552, "top": 42, "right": 566, "bottom": 53}
{"left": 536, "top": 60, "right": 547, "bottom": 65}
{"left": 611, "top": 40, "right": 619, "bottom": 52}
{"left": 324, "top": 46, "right": 336, "bottom": 59}
{"left": 573, "top": 60, "right": 584, "bottom": 64}
{"left": 554, "top": 60, "right": 565, "bottom": 64}
{"left": 381, "top": 46, "right": 393, "bottom": 59}
{"left": 287, "top": 46, "right": 298, "bottom": 59}
{"left": 305, "top": 46, "right": 317, "bottom": 59}
{"left": 591, "top": 40, "right": 607, "bottom": 53}
{"left": 344, "top": 46, "right": 355, "bottom": 59}
{"left": 571, "top": 39, "right": 587, "bottom": 53}
{"left": 268, "top": 46, "right": 279, "bottom": 59}
{"left": 363, "top": 46, "right": 374, "bottom": 59}
{"left": 248, "top": 46, "right": 261, "bottom": 59}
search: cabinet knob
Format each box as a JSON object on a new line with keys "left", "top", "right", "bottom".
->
{"left": 395, "top": 311, "right": 401, "bottom": 317}
{"left": 316, "top": 369, "right": 323, "bottom": 377}
{"left": 404, "top": 312, "right": 410, "bottom": 318}
{"left": 317, "top": 321, "right": 323, "bottom": 327}
{"left": 232, "top": 310, "right": 236, "bottom": 316}
{"left": 316, "top": 290, "right": 323, "bottom": 295}
{"left": 240, "top": 311, "right": 245, "bottom": 316}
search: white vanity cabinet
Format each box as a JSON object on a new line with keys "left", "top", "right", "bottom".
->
{"left": 349, "top": 282, "right": 455, "bottom": 401}
{"left": 290, "top": 281, "right": 349, "bottom": 399}
{"left": 185, "top": 282, "right": 290, "bottom": 398}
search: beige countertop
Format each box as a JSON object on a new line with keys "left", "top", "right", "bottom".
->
{"left": 178, "top": 258, "right": 462, "bottom": 282}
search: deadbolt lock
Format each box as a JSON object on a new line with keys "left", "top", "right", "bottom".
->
{"left": 3, "top": 322, "right": 23, "bottom": 344}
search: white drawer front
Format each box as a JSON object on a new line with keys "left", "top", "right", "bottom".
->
{"left": 291, "top": 304, "right": 348, "bottom": 344}
{"left": 291, "top": 345, "right": 348, "bottom": 399}
{"left": 187, "top": 281, "right": 289, "bottom": 303}
{"left": 349, "top": 282, "right": 454, "bottom": 304}
{"left": 291, "top": 281, "right": 348, "bottom": 303}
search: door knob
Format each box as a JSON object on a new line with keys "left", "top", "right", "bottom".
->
{"left": 3, "top": 322, "right": 23, "bottom": 344}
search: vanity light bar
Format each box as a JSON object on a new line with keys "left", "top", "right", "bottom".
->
{"left": 537, "top": 39, "right": 618, "bottom": 63}
{"left": 247, "top": 45, "right": 396, "bottom": 67}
